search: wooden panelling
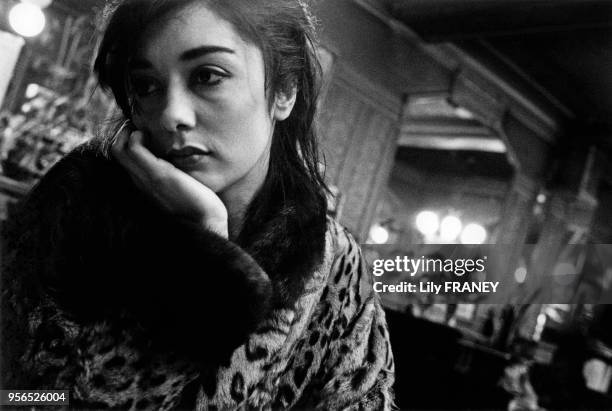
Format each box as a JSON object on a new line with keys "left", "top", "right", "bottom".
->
{"left": 318, "top": 65, "right": 401, "bottom": 240}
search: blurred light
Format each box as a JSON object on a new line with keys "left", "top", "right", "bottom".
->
{"left": 369, "top": 224, "right": 389, "bottom": 244}
{"left": 454, "top": 107, "right": 474, "bottom": 120}
{"left": 415, "top": 211, "right": 439, "bottom": 236}
{"left": 514, "top": 266, "right": 527, "bottom": 283}
{"left": 584, "top": 359, "right": 612, "bottom": 393}
{"left": 537, "top": 193, "right": 547, "bottom": 204}
{"left": 25, "top": 83, "right": 40, "bottom": 99}
{"left": 460, "top": 223, "right": 487, "bottom": 244}
{"left": 21, "top": 103, "right": 32, "bottom": 113}
{"left": 9, "top": 3, "right": 46, "bottom": 38}
{"left": 533, "top": 312, "right": 547, "bottom": 341}
{"left": 440, "top": 215, "right": 462, "bottom": 242}
{"left": 544, "top": 304, "right": 566, "bottom": 323}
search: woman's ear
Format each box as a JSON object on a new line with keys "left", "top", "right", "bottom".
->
{"left": 272, "top": 86, "right": 297, "bottom": 121}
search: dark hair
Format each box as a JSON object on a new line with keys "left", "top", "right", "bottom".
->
{"left": 94, "top": 0, "right": 328, "bottom": 238}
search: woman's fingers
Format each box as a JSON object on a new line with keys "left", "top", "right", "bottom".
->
{"left": 109, "top": 125, "right": 228, "bottom": 236}
{"left": 124, "top": 130, "right": 165, "bottom": 176}
{"left": 113, "top": 129, "right": 164, "bottom": 188}
{"left": 110, "top": 126, "right": 148, "bottom": 181}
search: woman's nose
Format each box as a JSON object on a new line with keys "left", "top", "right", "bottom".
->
{"left": 160, "top": 81, "right": 196, "bottom": 132}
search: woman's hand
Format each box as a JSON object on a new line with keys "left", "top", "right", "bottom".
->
{"left": 111, "top": 122, "right": 228, "bottom": 238}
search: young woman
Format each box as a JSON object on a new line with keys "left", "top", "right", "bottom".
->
{"left": 1, "top": 0, "right": 395, "bottom": 409}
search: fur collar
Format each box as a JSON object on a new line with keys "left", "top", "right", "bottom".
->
{"left": 5, "top": 138, "right": 328, "bottom": 364}
{"left": 236, "top": 170, "right": 328, "bottom": 309}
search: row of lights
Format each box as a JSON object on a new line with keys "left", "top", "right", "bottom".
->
{"left": 369, "top": 210, "right": 488, "bottom": 245}
{"left": 8, "top": 1, "right": 52, "bottom": 38}
{"left": 415, "top": 211, "right": 487, "bottom": 244}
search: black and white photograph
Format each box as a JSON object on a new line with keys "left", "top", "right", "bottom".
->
{"left": 1, "top": 0, "right": 612, "bottom": 410}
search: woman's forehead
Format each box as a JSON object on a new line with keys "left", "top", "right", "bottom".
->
{"left": 135, "top": 3, "right": 250, "bottom": 64}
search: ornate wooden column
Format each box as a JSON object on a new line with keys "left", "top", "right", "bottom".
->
{"left": 527, "top": 146, "right": 604, "bottom": 302}
{"left": 495, "top": 171, "right": 541, "bottom": 245}
{"left": 449, "top": 69, "right": 559, "bottom": 304}
{"left": 491, "top": 111, "right": 552, "bottom": 302}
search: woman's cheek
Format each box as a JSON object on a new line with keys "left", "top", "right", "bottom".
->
{"left": 131, "top": 115, "right": 163, "bottom": 156}
{"left": 131, "top": 113, "right": 148, "bottom": 133}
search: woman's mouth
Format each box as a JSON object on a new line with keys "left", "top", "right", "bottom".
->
{"left": 165, "top": 145, "right": 212, "bottom": 169}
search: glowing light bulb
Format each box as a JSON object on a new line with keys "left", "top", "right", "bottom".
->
{"left": 9, "top": 3, "right": 46, "bottom": 38}
{"left": 415, "top": 211, "right": 439, "bottom": 236}
{"left": 25, "top": 83, "right": 40, "bottom": 99}
{"left": 440, "top": 215, "right": 462, "bottom": 242}
{"left": 454, "top": 107, "right": 474, "bottom": 120}
{"left": 460, "top": 223, "right": 487, "bottom": 244}
{"left": 514, "top": 266, "right": 527, "bottom": 283}
{"left": 369, "top": 224, "right": 389, "bottom": 244}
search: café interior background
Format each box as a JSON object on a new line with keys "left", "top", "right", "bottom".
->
{"left": 1, "top": 0, "right": 612, "bottom": 409}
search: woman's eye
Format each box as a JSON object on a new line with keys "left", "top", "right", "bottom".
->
{"left": 192, "top": 67, "right": 227, "bottom": 87}
{"left": 130, "top": 77, "right": 160, "bottom": 97}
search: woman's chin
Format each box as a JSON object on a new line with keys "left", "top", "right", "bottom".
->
{"left": 187, "top": 170, "right": 226, "bottom": 193}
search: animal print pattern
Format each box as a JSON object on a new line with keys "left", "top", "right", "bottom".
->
{"left": 3, "top": 218, "right": 394, "bottom": 410}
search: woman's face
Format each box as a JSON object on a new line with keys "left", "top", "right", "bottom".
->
{"left": 129, "top": 3, "right": 283, "bottom": 197}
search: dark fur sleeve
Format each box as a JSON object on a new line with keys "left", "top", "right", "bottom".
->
{"left": 2, "top": 141, "right": 273, "bottom": 388}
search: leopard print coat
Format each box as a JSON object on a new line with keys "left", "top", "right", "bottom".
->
{"left": 1, "top": 141, "right": 395, "bottom": 410}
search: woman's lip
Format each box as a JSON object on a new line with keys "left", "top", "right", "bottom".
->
{"left": 167, "top": 153, "right": 211, "bottom": 169}
{"left": 166, "top": 145, "right": 210, "bottom": 157}
{"left": 164, "top": 145, "right": 212, "bottom": 169}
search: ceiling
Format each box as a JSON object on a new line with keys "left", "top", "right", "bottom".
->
{"left": 382, "top": 0, "right": 612, "bottom": 143}
{"left": 380, "top": 0, "right": 612, "bottom": 241}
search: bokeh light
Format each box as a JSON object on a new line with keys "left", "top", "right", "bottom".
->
{"left": 440, "top": 215, "right": 462, "bottom": 242}
{"left": 9, "top": 3, "right": 46, "bottom": 38}
{"left": 369, "top": 224, "right": 389, "bottom": 244}
{"left": 460, "top": 223, "right": 487, "bottom": 244}
{"left": 514, "top": 266, "right": 527, "bottom": 283}
{"left": 415, "top": 211, "right": 439, "bottom": 236}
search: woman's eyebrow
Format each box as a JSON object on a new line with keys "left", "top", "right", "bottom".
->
{"left": 129, "top": 46, "right": 235, "bottom": 71}
{"left": 180, "top": 46, "right": 235, "bottom": 61}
